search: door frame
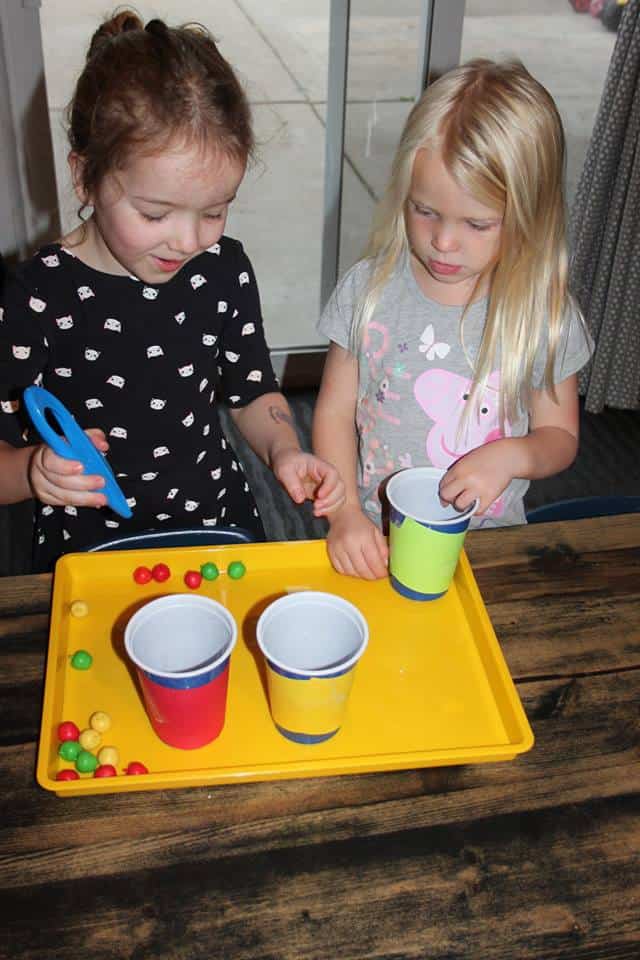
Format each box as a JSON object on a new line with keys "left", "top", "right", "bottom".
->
{"left": 320, "top": 0, "right": 465, "bottom": 310}
{"left": 0, "top": 0, "right": 59, "bottom": 262}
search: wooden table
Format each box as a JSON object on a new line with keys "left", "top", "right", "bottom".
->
{"left": 0, "top": 516, "right": 638, "bottom": 960}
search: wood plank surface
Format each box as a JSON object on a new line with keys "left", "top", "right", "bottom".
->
{"left": 0, "top": 517, "right": 638, "bottom": 960}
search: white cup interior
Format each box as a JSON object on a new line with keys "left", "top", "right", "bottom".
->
{"left": 257, "top": 592, "right": 368, "bottom": 676}
{"left": 125, "top": 595, "right": 235, "bottom": 676}
{"left": 387, "top": 467, "right": 476, "bottom": 525}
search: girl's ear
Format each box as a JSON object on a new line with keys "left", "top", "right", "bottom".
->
{"left": 68, "top": 152, "right": 90, "bottom": 205}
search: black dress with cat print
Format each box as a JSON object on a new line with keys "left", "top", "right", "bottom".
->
{"left": 0, "top": 237, "right": 279, "bottom": 571}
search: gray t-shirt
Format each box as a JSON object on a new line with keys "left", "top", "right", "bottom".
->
{"left": 317, "top": 252, "right": 593, "bottom": 528}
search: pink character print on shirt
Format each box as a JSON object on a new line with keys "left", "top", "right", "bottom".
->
{"left": 357, "top": 321, "right": 412, "bottom": 516}
{"left": 413, "top": 368, "right": 511, "bottom": 518}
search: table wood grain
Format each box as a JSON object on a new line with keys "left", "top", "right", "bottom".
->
{"left": 0, "top": 516, "right": 638, "bottom": 960}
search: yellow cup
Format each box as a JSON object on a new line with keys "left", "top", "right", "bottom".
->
{"left": 256, "top": 592, "right": 368, "bottom": 744}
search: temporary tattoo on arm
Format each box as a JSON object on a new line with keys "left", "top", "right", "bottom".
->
{"left": 268, "top": 405, "right": 295, "bottom": 428}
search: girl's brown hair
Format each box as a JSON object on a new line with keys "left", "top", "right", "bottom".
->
{"left": 68, "top": 10, "right": 253, "bottom": 207}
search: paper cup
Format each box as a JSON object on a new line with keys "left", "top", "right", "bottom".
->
{"left": 386, "top": 466, "right": 478, "bottom": 601}
{"left": 256, "top": 592, "right": 368, "bottom": 744}
{"left": 124, "top": 594, "right": 237, "bottom": 749}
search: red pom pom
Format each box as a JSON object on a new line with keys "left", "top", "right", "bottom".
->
{"left": 151, "top": 563, "right": 171, "bottom": 582}
{"left": 56, "top": 769, "right": 80, "bottom": 781}
{"left": 57, "top": 721, "right": 80, "bottom": 742}
{"left": 184, "top": 570, "right": 202, "bottom": 589}
{"left": 125, "top": 761, "right": 148, "bottom": 775}
{"left": 94, "top": 764, "right": 117, "bottom": 778}
{"left": 133, "top": 566, "right": 153, "bottom": 584}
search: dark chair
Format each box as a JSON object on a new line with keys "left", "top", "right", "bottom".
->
{"left": 86, "top": 526, "right": 255, "bottom": 552}
{"left": 526, "top": 496, "right": 640, "bottom": 524}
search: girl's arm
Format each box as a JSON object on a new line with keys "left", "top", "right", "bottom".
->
{"left": 0, "top": 440, "right": 36, "bottom": 504}
{"left": 0, "top": 436, "right": 109, "bottom": 508}
{"left": 229, "top": 391, "right": 344, "bottom": 516}
{"left": 312, "top": 343, "right": 389, "bottom": 579}
{"left": 439, "top": 374, "right": 580, "bottom": 514}
{"left": 313, "top": 344, "right": 361, "bottom": 510}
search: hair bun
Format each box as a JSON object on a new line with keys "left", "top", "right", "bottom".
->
{"left": 145, "top": 19, "right": 170, "bottom": 38}
{"left": 87, "top": 10, "right": 143, "bottom": 60}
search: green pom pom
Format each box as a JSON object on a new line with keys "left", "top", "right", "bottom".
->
{"left": 71, "top": 649, "right": 93, "bottom": 670}
{"left": 227, "top": 561, "right": 246, "bottom": 580}
{"left": 58, "top": 740, "right": 81, "bottom": 761}
{"left": 75, "top": 750, "right": 98, "bottom": 773}
{"left": 200, "top": 562, "right": 219, "bottom": 581}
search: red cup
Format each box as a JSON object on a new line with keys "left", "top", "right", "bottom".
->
{"left": 124, "top": 594, "right": 237, "bottom": 749}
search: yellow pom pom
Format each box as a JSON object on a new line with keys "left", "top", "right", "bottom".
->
{"left": 79, "top": 728, "right": 101, "bottom": 751}
{"left": 97, "top": 746, "right": 119, "bottom": 767}
{"left": 89, "top": 710, "right": 111, "bottom": 733}
{"left": 70, "top": 600, "right": 89, "bottom": 618}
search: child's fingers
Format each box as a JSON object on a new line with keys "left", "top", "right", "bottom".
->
{"left": 41, "top": 448, "right": 104, "bottom": 487}
{"left": 331, "top": 536, "right": 387, "bottom": 580}
{"left": 31, "top": 446, "right": 107, "bottom": 508}
{"left": 365, "top": 532, "right": 389, "bottom": 578}
{"left": 354, "top": 544, "right": 387, "bottom": 580}
{"left": 438, "top": 471, "right": 462, "bottom": 502}
{"left": 333, "top": 546, "right": 375, "bottom": 580}
{"left": 280, "top": 471, "right": 307, "bottom": 505}
{"left": 313, "top": 464, "right": 340, "bottom": 492}
{"left": 313, "top": 497, "right": 344, "bottom": 518}
{"left": 374, "top": 527, "right": 390, "bottom": 562}
{"left": 313, "top": 483, "right": 346, "bottom": 516}
{"left": 85, "top": 428, "right": 109, "bottom": 452}
{"left": 439, "top": 473, "right": 477, "bottom": 512}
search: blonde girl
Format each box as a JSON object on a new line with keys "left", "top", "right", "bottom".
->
{"left": 313, "top": 59, "right": 592, "bottom": 580}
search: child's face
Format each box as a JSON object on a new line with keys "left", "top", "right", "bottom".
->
{"left": 82, "top": 141, "right": 245, "bottom": 283}
{"left": 405, "top": 146, "right": 503, "bottom": 306}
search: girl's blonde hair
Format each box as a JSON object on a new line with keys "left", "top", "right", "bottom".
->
{"left": 353, "top": 58, "right": 571, "bottom": 428}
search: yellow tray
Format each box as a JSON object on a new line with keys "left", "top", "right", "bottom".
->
{"left": 37, "top": 540, "right": 534, "bottom": 796}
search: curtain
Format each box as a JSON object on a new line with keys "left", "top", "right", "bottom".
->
{"left": 569, "top": 0, "right": 640, "bottom": 411}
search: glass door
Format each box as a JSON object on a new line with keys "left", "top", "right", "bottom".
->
{"left": 458, "top": 1, "right": 617, "bottom": 207}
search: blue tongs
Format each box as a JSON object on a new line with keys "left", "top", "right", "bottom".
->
{"left": 23, "top": 385, "right": 132, "bottom": 519}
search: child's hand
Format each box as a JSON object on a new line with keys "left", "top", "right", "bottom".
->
{"left": 28, "top": 429, "right": 110, "bottom": 509}
{"left": 271, "top": 448, "right": 345, "bottom": 516}
{"left": 438, "top": 439, "right": 515, "bottom": 515}
{"left": 326, "top": 504, "right": 389, "bottom": 580}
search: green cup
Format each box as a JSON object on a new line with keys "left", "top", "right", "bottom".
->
{"left": 386, "top": 467, "right": 478, "bottom": 601}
